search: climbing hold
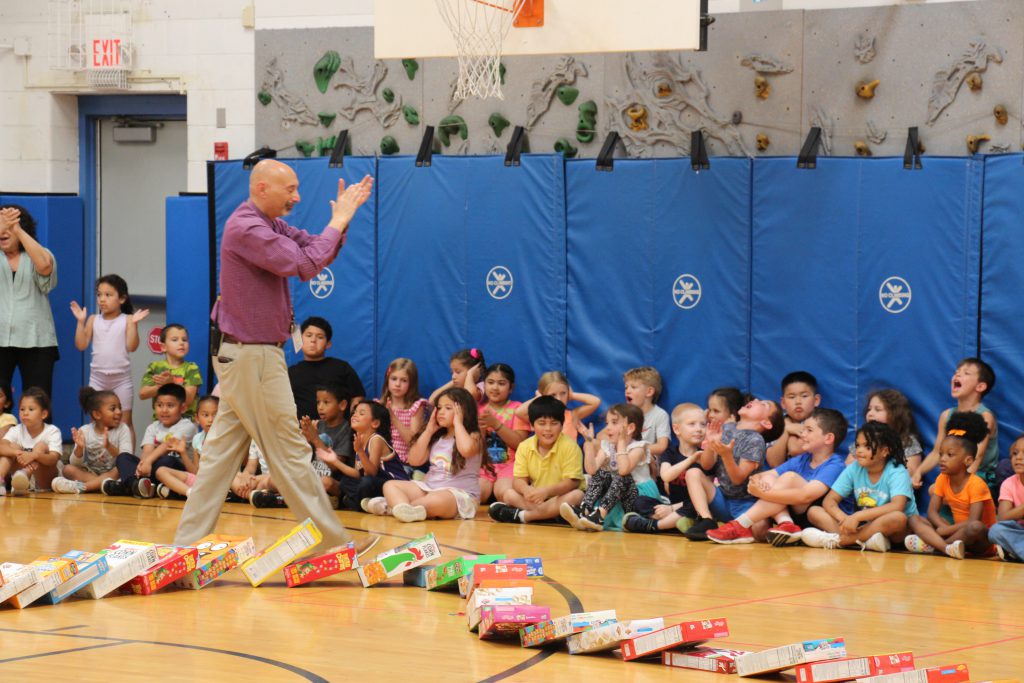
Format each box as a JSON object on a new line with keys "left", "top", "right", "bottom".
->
{"left": 966, "top": 73, "right": 982, "bottom": 91}
{"left": 257, "top": 90, "right": 272, "bottom": 106}
{"left": 854, "top": 141, "right": 872, "bottom": 156}
{"left": 382, "top": 87, "right": 395, "bottom": 104}
{"left": 556, "top": 86, "right": 579, "bottom": 106}
{"left": 576, "top": 100, "right": 597, "bottom": 144}
{"left": 966, "top": 134, "right": 990, "bottom": 154}
{"left": 856, "top": 79, "right": 880, "bottom": 99}
{"left": 499, "top": 62, "right": 506, "bottom": 85}
{"left": 317, "top": 135, "right": 337, "bottom": 157}
{"left": 295, "top": 140, "right": 315, "bottom": 158}
{"left": 626, "top": 104, "right": 648, "bottom": 132}
{"left": 554, "top": 138, "right": 578, "bottom": 158}
{"left": 754, "top": 75, "right": 771, "bottom": 100}
{"left": 380, "top": 136, "right": 399, "bottom": 155}
{"left": 994, "top": 104, "right": 1008, "bottom": 125}
{"left": 403, "top": 105, "right": 420, "bottom": 125}
{"left": 731, "top": 111, "right": 743, "bottom": 125}
{"left": 756, "top": 133, "right": 770, "bottom": 152}
{"left": 488, "top": 112, "right": 511, "bottom": 138}
{"left": 438, "top": 115, "right": 468, "bottom": 147}
{"left": 656, "top": 82, "right": 673, "bottom": 98}
{"left": 402, "top": 59, "right": 419, "bottom": 80}
{"left": 318, "top": 112, "right": 337, "bottom": 128}
{"left": 314, "top": 51, "right": 341, "bottom": 94}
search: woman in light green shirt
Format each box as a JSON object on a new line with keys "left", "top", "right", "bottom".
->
{"left": 0, "top": 205, "right": 59, "bottom": 401}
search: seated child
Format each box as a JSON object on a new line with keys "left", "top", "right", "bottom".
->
{"left": 52, "top": 388, "right": 132, "bottom": 494}
{"left": 514, "top": 371, "right": 601, "bottom": 441}
{"left": 351, "top": 401, "right": 409, "bottom": 513}
{"left": 848, "top": 389, "right": 924, "bottom": 475}
{"left": 914, "top": 358, "right": 998, "bottom": 491}
{"left": 103, "top": 383, "right": 196, "bottom": 498}
{"left": 905, "top": 412, "right": 996, "bottom": 559}
{"left": 683, "top": 398, "right": 786, "bottom": 541}
{"left": 139, "top": 323, "right": 202, "bottom": 418}
{"left": 561, "top": 403, "right": 658, "bottom": 532}
{"left": 766, "top": 371, "right": 821, "bottom": 468}
{"left": 623, "top": 402, "right": 708, "bottom": 534}
{"left": 0, "top": 388, "right": 61, "bottom": 495}
{"left": 155, "top": 394, "right": 219, "bottom": 499}
{"left": 429, "top": 348, "right": 487, "bottom": 405}
{"left": 477, "top": 363, "right": 530, "bottom": 503}
{"left": 623, "top": 366, "right": 670, "bottom": 457}
{"left": 707, "top": 408, "right": 847, "bottom": 545}
{"left": 0, "top": 384, "right": 15, "bottom": 439}
{"left": 378, "top": 358, "right": 430, "bottom": 475}
{"left": 989, "top": 434, "right": 1024, "bottom": 561}
{"left": 382, "top": 387, "right": 488, "bottom": 522}
{"left": 706, "top": 387, "right": 746, "bottom": 424}
{"left": 300, "top": 384, "right": 356, "bottom": 504}
{"left": 487, "top": 396, "right": 584, "bottom": 524}
{"left": 288, "top": 316, "right": 365, "bottom": 421}
{"left": 803, "top": 421, "right": 916, "bottom": 552}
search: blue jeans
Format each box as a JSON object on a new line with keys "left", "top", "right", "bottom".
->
{"left": 708, "top": 490, "right": 755, "bottom": 522}
{"left": 988, "top": 520, "right": 1024, "bottom": 561}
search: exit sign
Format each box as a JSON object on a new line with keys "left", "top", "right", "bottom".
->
{"left": 92, "top": 39, "right": 122, "bottom": 68}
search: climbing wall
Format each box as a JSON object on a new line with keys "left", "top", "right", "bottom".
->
{"left": 255, "top": 0, "right": 1024, "bottom": 160}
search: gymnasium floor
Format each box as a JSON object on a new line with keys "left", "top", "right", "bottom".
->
{"left": 1, "top": 495, "right": 1021, "bottom": 682}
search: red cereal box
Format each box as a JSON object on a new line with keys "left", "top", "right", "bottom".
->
{"left": 283, "top": 545, "right": 357, "bottom": 587}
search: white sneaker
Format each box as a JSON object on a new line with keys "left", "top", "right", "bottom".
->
{"left": 904, "top": 534, "right": 935, "bottom": 554}
{"left": 945, "top": 540, "right": 965, "bottom": 560}
{"left": 858, "top": 532, "right": 891, "bottom": 553}
{"left": 156, "top": 484, "right": 171, "bottom": 499}
{"left": 995, "top": 544, "right": 1006, "bottom": 561}
{"left": 10, "top": 470, "right": 30, "bottom": 495}
{"left": 51, "top": 477, "right": 83, "bottom": 495}
{"left": 0, "top": 485, "right": 6, "bottom": 496}
{"left": 392, "top": 502, "right": 426, "bottom": 523}
{"left": 800, "top": 527, "right": 841, "bottom": 550}
{"left": 360, "top": 497, "right": 388, "bottom": 515}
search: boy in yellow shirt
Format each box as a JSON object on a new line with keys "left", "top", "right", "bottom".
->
{"left": 489, "top": 396, "right": 584, "bottom": 524}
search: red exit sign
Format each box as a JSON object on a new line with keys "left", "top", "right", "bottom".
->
{"left": 92, "top": 39, "right": 122, "bottom": 68}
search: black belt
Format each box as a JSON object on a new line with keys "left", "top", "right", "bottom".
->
{"left": 222, "top": 335, "right": 285, "bottom": 348}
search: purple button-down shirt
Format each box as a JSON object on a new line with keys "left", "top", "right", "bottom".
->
{"left": 213, "top": 200, "right": 343, "bottom": 343}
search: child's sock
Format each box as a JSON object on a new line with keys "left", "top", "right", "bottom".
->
{"left": 185, "top": 487, "right": 192, "bottom": 497}
{"left": 736, "top": 514, "right": 754, "bottom": 529}
{"left": 773, "top": 511, "right": 793, "bottom": 524}
{"left": 75, "top": 480, "right": 86, "bottom": 493}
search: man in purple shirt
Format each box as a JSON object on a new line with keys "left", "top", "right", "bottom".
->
{"left": 173, "top": 159, "right": 378, "bottom": 556}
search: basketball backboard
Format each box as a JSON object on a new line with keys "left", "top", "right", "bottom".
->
{"left": 374, "top": 0, "right": 702, "bottom": 59}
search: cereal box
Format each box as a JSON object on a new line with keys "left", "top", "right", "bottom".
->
{"left": 621, "top": 618, "right": 730, "bottom": 661}
{"left": 425, "top": 554, "right": 506, "bottom": 591}
{"left": 7, "top": 557, "right": 78, "bottom": 609}
{"left": 737, "top": 638, "right": 847, "bottom": 676}
{"left": 0, "top": 563, "right": 41, "bottom": 604}
{"left": 494, "top": 557, "right": 544, "bottom": 577}
{"left": 47, "top": 551, "right": 109, "bottom": 604}
{"left": 241, "top": 519, "right": 322, "bottom": 587}
{"left": 795, "top": 653, "right": 916, "bottom": 682}
{"left": 520, "top": 610, "right": 618, "bottom": 648}
{"left": 284, "top": 544, "right": 357, "bottom": 587}
{"left": 460, "top": 562, "right": 531, "bottom": 599}
{"left": 662, "top": 647, "right": 750, "bottom": 673}
{"left": 566, "top": 618, "right": 666, "bottom": 655}
{"left": 855, "top": 664, "right": 970, "bottom": 683}
{"left": 357, "top": 534, "right": 442, "bottom": 588}
{"left": 176, "top": 535, "right": 257, "bottom": 590}
{"left": 478, "top": 605, "right": 551, "bottom": 640}
{"left": 77, "top": 539, "right": 160, "bottom": 599}
{"left": 467, "top": 586, "right": 535, "bottom": 632}
{"left": 403, "top": 564, "right": 435, "bottom": 587}
{"left": 124, "top": 545, "right": 199, "bottom": 595}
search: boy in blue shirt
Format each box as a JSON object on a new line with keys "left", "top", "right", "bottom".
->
{"left": 707, "top": 408, "right": 847, "bottom": 545}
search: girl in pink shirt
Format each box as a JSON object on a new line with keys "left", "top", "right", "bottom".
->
{"left": 378, "top": 358, "right": 429, "bottom": 470}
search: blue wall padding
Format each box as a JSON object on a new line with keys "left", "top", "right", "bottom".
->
{"left": 210, "top": 158, "right": 377, "bottom": 396}
{"left": 856, "top": 158, "right": 982, "bottom": 452}
{"left": 980, "top": 154, "right": 1024, "bottom": 457}
{"left": 566, "top": 159, "right": 753, "bottom": 412}
{"left": 750, "top": 159, "right": 861, "bottom": 425}
{"left": 0, "top": 194, "right": 85, "bottom": 435}
{"left": 376, "top": 155, "right": 566, "bottom": 400}
{"left": 165, "top": 195, "right": 211, "bottom": 392}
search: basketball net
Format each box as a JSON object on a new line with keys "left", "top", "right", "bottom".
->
{"left": 435, "top": 0, "right": 525, "bottom": 101}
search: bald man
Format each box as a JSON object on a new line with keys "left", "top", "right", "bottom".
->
{"left": 173, "top": 160, "right": 378, "bottom": 556}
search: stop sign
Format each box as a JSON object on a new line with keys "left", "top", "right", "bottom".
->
{"left": 148, "top": 326, "right": 164, "bottom": 354}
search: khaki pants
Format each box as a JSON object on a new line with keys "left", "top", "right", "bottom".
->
{"left": 173, "top": 342, "right": 350, "bottom": 549}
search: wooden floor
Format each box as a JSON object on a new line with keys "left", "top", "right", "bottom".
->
{"left": 2, "top": 494, "right": 1022, "bottom": 682}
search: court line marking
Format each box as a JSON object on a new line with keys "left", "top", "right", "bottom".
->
{"left": 0, "top": 641, "right": 124, "bottom": 664}
{"left": 0, "top": 628, "right": 329, "bottom": 682}
{"left": 919, "top": 634, "right": 1024, "bottom": 660}
{"left": 44, "top": 624, "right": 89, "bottom": 632}
{"left": 660, "top": 578, "right": 894, "bottom": 619}
{"left": 768, "top": 599, "right": 1024, "bottom": 631}
{"left": 14, "top": 496, "right": 584, "bottom": 683}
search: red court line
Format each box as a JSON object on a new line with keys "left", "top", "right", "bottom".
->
{"left": 918, "top": 633, "right": 1024, "bottom": 659}
{"left": 660, "top": 578, "right": 895, "bottom": 619}
{"left": 766, "top": 600, "right": 1024, "bottom": 631}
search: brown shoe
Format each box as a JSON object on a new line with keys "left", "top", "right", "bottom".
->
{"left": 353, "top": 534, "right": 381, "bottom": 558}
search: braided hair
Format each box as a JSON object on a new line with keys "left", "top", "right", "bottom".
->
{"left": 858, "top": 421, "right": 906, "bottom": 468}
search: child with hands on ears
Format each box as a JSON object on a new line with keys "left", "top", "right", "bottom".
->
{"left": 514, "top": 371, "right": 601, "bottom": 440}
{"left": 428, "top": 348, "right": 486, "bottom": 405}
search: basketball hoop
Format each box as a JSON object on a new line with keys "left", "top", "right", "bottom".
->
{"left": 435, "top": 0, "right": 532, "bottom": 101}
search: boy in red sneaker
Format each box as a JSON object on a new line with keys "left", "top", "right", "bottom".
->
{"left": 708, "top": 408, "right": 847, "bottom": 545}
